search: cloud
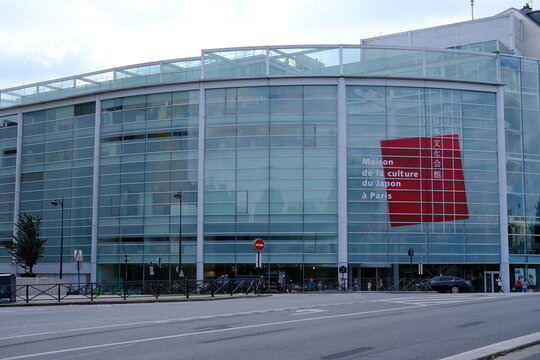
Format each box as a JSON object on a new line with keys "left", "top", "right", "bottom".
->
{"left": 0, "top": 0, "right": 535, "bottom": 89}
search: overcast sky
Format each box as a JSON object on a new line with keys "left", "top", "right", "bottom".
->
{"left": 0, "top": 0, "right": 535, "bottom": 89}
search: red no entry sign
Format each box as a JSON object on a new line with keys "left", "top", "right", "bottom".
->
{"left": 253, "top": 238, "right": 265, "bottom": 252}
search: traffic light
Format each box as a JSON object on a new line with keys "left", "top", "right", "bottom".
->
{"left": 408, "top": 248, "right": 415, "bottom": 257}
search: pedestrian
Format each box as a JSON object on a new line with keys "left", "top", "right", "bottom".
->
{"left": 353, "top": 278, "right": 359, "bottom": 291}
{"left": 367, "top": 280, "right": 372, "bottom": 291}
{"left": 378, "top": 279, "right": 384, "bottom": 291}
{"left": 317, "top": 280, "right": 323, "bottom": 291}
{"left": 522, "top": 279, "right": 528, "bottom": 292}
{"left": 528, "top": 274, "right": 536, "bottom": 292}
{"left": 496, "top": 276, "right": 502, "bottom": 292}
{"left": 308, "top": 278, "right": 315, "bottom": 291}
{"left": 516, "top": 277, "right": 523, "bottom": 292}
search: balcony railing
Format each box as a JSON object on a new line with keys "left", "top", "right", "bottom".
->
{"left": 0, "top": 45, "right": 498, "bottom": 110}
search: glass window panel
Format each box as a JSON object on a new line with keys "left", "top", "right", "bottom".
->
{"left": 204, "top": 49, "right": 266, "bottom": 79}
{"left": 269, "top": 48, "right": 339, "bottom": 76}
{"left": 304, "top": 86, "right": 336, "bottom": 99}
{"left": 343, "top": 48, "right": 422, "bottom": 77}
{"left": 123, "top": 95, "right": 146, "bottom": 109}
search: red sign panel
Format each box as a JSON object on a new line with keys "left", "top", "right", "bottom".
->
{"left": 253, "top": 238, "right": 265, "bottom": 252}
{"left": 380, "top": 134, "right": 468, "bottom": 227}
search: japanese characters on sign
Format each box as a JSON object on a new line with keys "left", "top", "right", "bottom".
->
{"left": 379, "top": 134, "right": 469, "bottom": 227}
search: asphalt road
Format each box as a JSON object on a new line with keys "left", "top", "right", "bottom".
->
{"left": 1, "top": 292, "right": 539, "bottom": 360}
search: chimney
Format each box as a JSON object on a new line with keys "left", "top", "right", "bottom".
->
{"left": 522, "top": 3, "right": 533, "bottom": 12}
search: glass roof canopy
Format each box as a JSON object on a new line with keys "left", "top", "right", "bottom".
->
{"left": 0, "top": 45, "right": 498, "bottom": 109}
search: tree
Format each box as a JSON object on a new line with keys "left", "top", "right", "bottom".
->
{"left": 1, "top": 214, "right": 46, "bottom": 277}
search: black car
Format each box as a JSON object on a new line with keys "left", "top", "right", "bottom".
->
{"left": 429, "top": 276, "right": 472, "bottom": 293}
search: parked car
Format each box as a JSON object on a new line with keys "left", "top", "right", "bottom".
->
{"left": 429, "top": 276, "right": 472, "bottom": 293}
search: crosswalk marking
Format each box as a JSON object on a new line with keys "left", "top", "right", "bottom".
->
{"left": 378, "top": 293, "right": 503, "bottom": 306}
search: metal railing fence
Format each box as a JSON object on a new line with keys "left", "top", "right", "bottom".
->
{"left": 2, "top": 278, "right": 265, "bottom": 304}
{"left": 1, "top": 277, "right": 434, "bottom": 304}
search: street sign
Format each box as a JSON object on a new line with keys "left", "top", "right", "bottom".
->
{"left": 253, "top": 238, "right": 265, "bottom": 252}
{"left": 74, "top": 250, "right": 83, "bottom": 262}
{"left": 176, "top": 265, "right": 184, "bottom": 277}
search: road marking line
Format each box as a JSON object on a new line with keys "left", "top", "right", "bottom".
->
{"left": 0, "top": 294, "right": 503, "bottom": 342}
{"left": 291, "top": 309, "right": 327, "bottom": 315}
{"left": 0, "top": 301, "right": 374, "bottom": 341}
{"left": 0, "top": 304, "right": 419, "bottom": 360}
{"left": 379, "top": 294, "right": 501, "bottom": 307}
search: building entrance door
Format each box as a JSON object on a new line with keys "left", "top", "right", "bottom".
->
{"left": 484, "top": 271, "right": 499, "bottom": 293}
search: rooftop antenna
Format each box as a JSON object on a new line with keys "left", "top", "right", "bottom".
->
{"left": 471, "top": 0, "right": 474, "bottom": 20}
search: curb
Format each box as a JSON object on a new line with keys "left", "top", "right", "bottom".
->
{"left": 0, "top": 294, "right": 271, "bottom": 307}
{"left": 441, "top": 332, "right": 540, "bottom": 360}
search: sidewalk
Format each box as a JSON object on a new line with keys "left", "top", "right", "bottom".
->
{"left": 0, "top": 293, "right": 269, "bottom": 307}
{"left": 441, "top": 332, "right": 540, "bottom": 360}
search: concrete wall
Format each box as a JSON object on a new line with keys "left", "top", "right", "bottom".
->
{"left": 16, "top": 277, "right": 69, "bottom": 296}
{"left": 362, "top": 15, "right": 516, "bottom": 53}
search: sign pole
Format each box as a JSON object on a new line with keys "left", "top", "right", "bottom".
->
{"left": 408, "top": 248, "right": 414, "bottom": 278}
{"left": 74, "top": 250, "right": 83, "bottom": 293}
{"left": 253, "top": 238, "right": 265, "bottom": 289}
{"left": 255, "top": 251, "right": 262, "bottom": 268}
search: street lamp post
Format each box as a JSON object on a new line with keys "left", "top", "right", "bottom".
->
{"left": 174, "top": 191, "right": 183, "bottom": 278}
{"left": 123, "top": 253, "right": 129, "bottom": 300}
{"left": 124, "top": 254, "right": 129, "bottom": 281}
{"left": 51, "top": 197, "right": 64, "bottom": 279}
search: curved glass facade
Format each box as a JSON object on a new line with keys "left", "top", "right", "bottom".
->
{"left": 204, "top": 86, "right": 338, "bottom": 267}
{"left": 19, "top": 104, "right": 95, "bottom": 266}
{"left": 0, "top": 45, "right": 539, "bottom": 291}
{"left": 98, "top": 91, "right": 199, "bottom": 280}
{"left": 347, "top": 87, "right": 499, "bottom": 264}
{"left": 502, "top": 56, "right": 540, "bottom": 259}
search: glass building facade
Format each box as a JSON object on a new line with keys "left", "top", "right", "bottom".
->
{"left": 347, "top": 87, "right": 500, "bottom": 263}
{"left": 501, "top": 56, "right": 540, "bottom": 262}
{"left": 0, "top": 45, "right": 538, "bottom": 292}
